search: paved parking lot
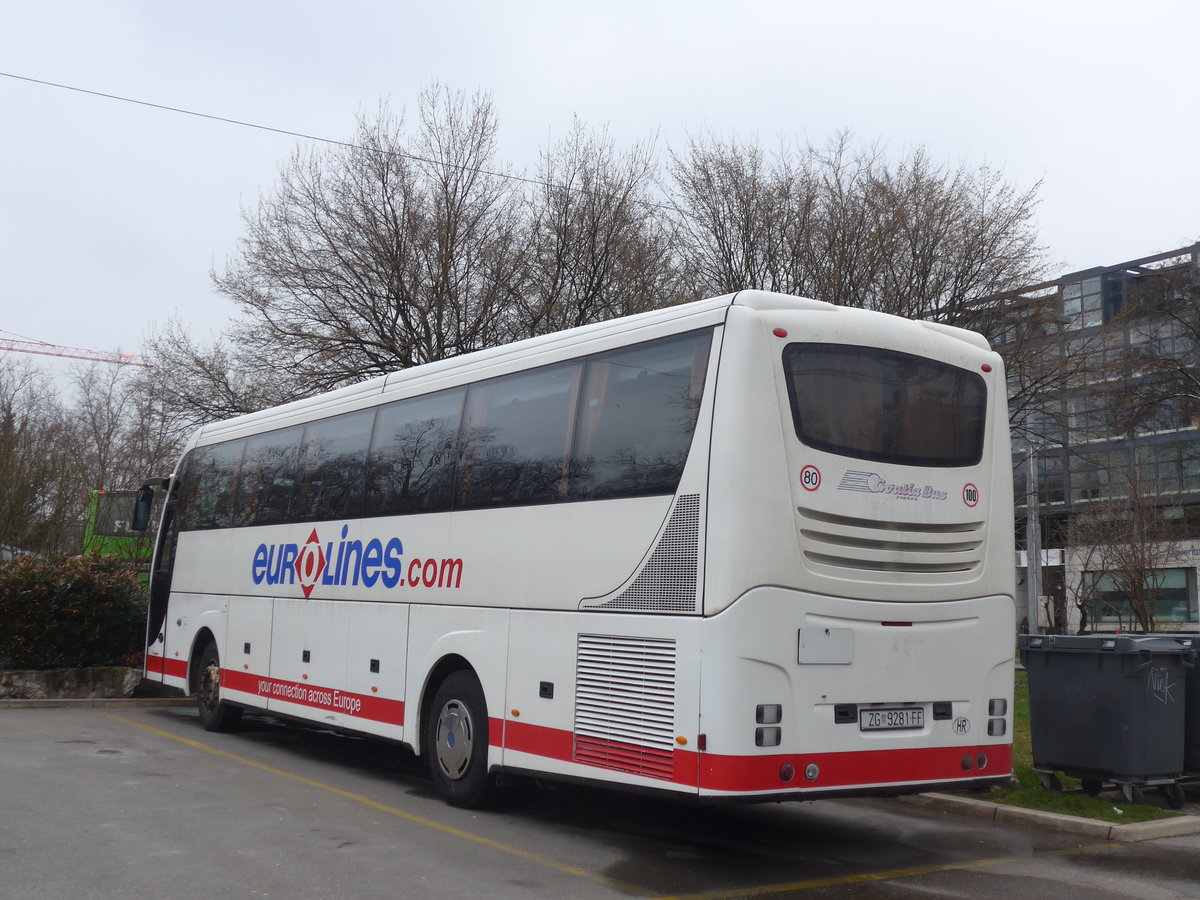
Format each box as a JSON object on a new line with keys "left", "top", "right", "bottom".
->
{"left": 3, "top": 706, "right": 1199, "bottom": 899}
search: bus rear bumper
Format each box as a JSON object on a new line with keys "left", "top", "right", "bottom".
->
{"left": 692, "top": 741, "right": 1012, "bottom": 800}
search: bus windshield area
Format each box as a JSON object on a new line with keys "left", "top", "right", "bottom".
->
{"left": 782, "top": 343, "right": 987, "bottom": 467}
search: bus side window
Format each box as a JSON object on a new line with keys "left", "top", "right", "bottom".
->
{"left": 297, "top": 408, "right": 375, "bottom": 522}
{"left": 366, "top": 389, "right": 465, "bottom": 517}
{"left": 569, "top": 329, "right": 712, "bottom": 501}
{"left": 237, "top": 427, "right": 303, "bottom": 527}
{"left": 456, "top": 362, "right": 582, "bottom": 509}
{"left": 181, "top": 441, "right": 245, "bottom": 530}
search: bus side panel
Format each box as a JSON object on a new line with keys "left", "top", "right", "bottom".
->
{"left": 266, "top": 598, "right": 348, "bottom": 729}
{"left": 150, "top": 590, "right": 232, "bottom": 692}
{"left": 218, "top": 596, "right": 273, "bottom": 711}
{"left": 704, "top": 306, "right": 803, "bottom": 617}
{"left": 341, "top": 601, "right": 409, "bottom": 742}
{"left": 406, "top": 604, "right": 512, "bottom": 765}
{"left": 502, "top": 610, "right": 701, "bottom": 795}
{"left": 163, "top": 502, "right": 669, "bottom": 614}
{"left": 221, "top": 600, "right": 408, "bottom": 741}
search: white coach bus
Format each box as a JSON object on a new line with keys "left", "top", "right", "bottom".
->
{"left": 134, "top": 290, "right": 1015, "bottom": 808}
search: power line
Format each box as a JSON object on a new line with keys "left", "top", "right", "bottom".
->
{"left": 0, "top": 71, "right": 573, "bottom": 194}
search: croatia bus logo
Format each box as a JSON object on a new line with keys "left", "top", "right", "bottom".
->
{"left": 294, "top": 530, "right": 327, "bottom": 598}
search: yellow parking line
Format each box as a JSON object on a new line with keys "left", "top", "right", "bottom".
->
{"left": 656, "top": 841, "right": 1123, "bottom": 899}
{"left": 108, "top": 714, "right": 643, "bottom": 895}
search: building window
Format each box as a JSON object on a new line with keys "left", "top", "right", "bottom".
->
{"left": 1084, "top": 567, "right": 1196, "bottom": 625}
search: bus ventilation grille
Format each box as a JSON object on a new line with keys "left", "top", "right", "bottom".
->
{"left": 796, "top": 506, "right": 985, "bottom": 580}
{"left": 573, "top": 634, "right": 677, "bottom": 780}
{"left": 581, "top": 494, "right": 700, "bottom": 613}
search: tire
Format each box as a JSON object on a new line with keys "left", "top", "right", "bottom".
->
{"left": 194, "top": 639, "right": 243, "bottom": 733}
{"left": 425, "top": 670, "right": 493, "bottom": 808}
{"left": 1081, "top": 779, "right": 1104, "bottom": 797}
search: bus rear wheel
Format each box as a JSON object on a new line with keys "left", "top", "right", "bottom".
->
{"left": 426, "top": 670, "right": 493, "bottom": 808}
{"left": 194, "top": 639, "right": 243, "bottom": 732}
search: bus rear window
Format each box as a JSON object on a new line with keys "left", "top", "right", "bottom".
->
{"left": 782, "top": 343, "right": 986, "bottom": 467}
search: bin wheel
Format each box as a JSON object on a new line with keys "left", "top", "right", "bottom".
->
{"left": 1081, "top": 779, "right": 1104, "bottom": 796}
{"left": 1120, "top": 783, "right": 1146, "bottom": 806}
{"left": 1162, "top": 784, "right": 1186, "bottom": 810}
{"left": 1038, "top": 772, "right": 1063, "bottom": 793}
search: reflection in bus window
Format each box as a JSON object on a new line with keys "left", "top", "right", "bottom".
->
{"left": 570, "top": 330, "right": 712, "bottom": 500}
{"left": 458, "top": 363, "right": 583, "bottom": 508}
{"left": 237, "top": 428, "right": 303, "bottom": 526}
{"left": 366, "top": 389, "right": 464, "bottom": 516}
{"left": 180, "top": 441, "right": 245, "bottom": 530}
{"left": 297, "top": 409, "right": 374, "bottom": 521}
{"left": 175, "top": 328, "right": 715, "bottom": 529}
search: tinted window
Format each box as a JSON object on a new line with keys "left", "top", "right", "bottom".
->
{"left": 366, "top": 389, "right": 464, "bottom": 516}
{"left": 458, "top": 362, "right": 583, "bottom": 508}
{"left": 297, "top": 409, "right": 374, "bottom": 521}
{"left": 93, "top": 491, "right": 136, "bottom": 536}
{"left": 237, "top": 427, "right": 303, "bottom": 526}
{"left": 180, "top": 441, "right": 244, "bottom": 530}
{"left": 569, "top": 330, "right": 712, "bottom": 500}
{"left": 783, "top": 343, "right": 986, "bottom": 467}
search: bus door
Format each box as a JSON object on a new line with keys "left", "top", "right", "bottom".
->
{"left": 141, "top": 478, "right": 179, "bottom": 684}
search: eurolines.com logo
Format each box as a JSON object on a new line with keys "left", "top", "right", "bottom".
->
{"left": 251, "top": 525, "right": 464, "bottom": 599}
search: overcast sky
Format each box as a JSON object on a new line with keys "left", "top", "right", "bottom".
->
{"left": 2, "top": 0, "right": 1197, "bottom": 366}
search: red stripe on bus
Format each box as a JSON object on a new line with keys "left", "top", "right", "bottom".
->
{"left": 503, "top": 718, "right": 575, "bottom": 759}
{"left": 697, "top": 743, "right": 1013, "bottom": 792}
{"left": 499, "top": 717, "right": 1009, "bottom": 791}
{"left": 145, "top": 655, "right": 187, "bottom": 679}
{"left": 220, "top": 669, "right": 405, "bottom": 727}
{"left": 158, "top": 668, "right": 1008, "bottom": 793}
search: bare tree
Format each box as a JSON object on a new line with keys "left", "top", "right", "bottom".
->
{"left": 69, "top": 362, "right": 146, "bottom": 490}
{"left": 667, "top": 133, "right": 786, "bottom": 297}
{"left": 141, "top": 318, "right": 291, "bottom": 425}
{"left": 667, "top": 131, "right": 1048, "bottom": 322}
{"left": 516, "top": 120, "right": 680, "bottom": 337}
{"left": 1067, "top": 457, "right": 1187, "bottom": 633}
{"left": 0, "top": 359, "right": 77, "bottom": 554}
{"left": 142, "top": 109, "right": 1052, "bottom": 439}
{"left": 214, "top": 86, "right": 526, "bottom": 395}
{"left": 0, "top": 354, "right": 189, "bottom": 556}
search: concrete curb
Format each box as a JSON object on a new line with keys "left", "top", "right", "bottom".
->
{"left": 901, "top": 792, "right": 1200, "bottom": 843}
{"left": 0, "top": 697, "right": 194, "bottom": 709}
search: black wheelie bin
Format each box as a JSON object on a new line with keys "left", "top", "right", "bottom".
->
{"left": 1018, "top": 633, "right": 1195, "bottom": 807}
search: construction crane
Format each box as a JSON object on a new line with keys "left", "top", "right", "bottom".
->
{"left": 0, "top": 336, "right": 149, "bottom": 367}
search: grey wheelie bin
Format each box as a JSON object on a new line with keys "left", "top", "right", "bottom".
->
{"left": 1018, "top": 633, "right": 1196, "bottom": 808}
{"left": 1187, "top": 635, "right": 1200, "bottom": 775}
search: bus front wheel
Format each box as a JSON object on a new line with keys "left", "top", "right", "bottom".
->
{"left": 426, "top": 670, "right": 493, "bottom": 808}
{"left": 194, "top": 639, "right": 243, "bottom": 732}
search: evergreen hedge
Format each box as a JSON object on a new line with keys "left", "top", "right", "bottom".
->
{"left": 0, "top": 555, "right": 146, "bottom": 669}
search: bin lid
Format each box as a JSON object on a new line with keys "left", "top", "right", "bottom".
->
{"left": 1018, "top": 633, "right": 1196, "bottom": 654}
